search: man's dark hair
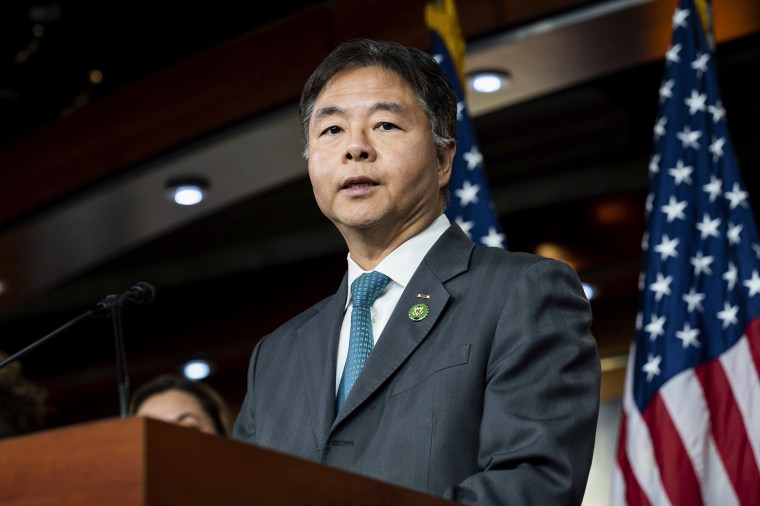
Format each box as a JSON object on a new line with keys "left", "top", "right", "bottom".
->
{"left": 299, "top": 38, "right": 457, "bottom": 157}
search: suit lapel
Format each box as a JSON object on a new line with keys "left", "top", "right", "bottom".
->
{"left": 333, "top": 225, "right": 474, "bottom": 425}
{"left": 298, "top": 274, "right": 348, "bottom": 446}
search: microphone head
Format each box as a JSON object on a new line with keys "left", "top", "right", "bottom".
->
{"left": 127, "top": 282, "right": 156, "bottom": 304}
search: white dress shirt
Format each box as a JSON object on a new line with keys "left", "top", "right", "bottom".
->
{"left": 335, "top": 214, "right": 450, "bottom": 393}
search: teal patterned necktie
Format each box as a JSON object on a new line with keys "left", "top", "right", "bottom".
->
{"left": 337, "top": 271, "right": 391, "bottom": 412}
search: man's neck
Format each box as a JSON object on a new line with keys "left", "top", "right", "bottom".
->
{"left": 340, "top": 216, "right": 440, "bottom": 271}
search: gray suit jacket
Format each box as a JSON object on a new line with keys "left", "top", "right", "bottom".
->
{"left": 234, "top": 225, "right": 600, "bottom": 505}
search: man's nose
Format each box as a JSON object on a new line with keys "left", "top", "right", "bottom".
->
{"left": 345, "top": 132, "right": 376, "bottom": 162}
{"left": 346, "top": 149, "right": 369, "bottom": 161}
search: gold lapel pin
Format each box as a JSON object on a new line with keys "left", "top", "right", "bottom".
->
{"left": 416, "top": 293, "right": 431, "bottom": 299}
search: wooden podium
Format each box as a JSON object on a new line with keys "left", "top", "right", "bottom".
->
{"left": 0, "top": 417, "right": 456, "bottom": 505}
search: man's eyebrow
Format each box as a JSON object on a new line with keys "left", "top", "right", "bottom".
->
{"left": 370, "top": 101, "right": 409, "bottom": 115}
{"left": 176, "top": 412, "right": 203, "bottom": 423}
{"left": 314, "top": 105, "right": 343, "bottom": 121}
{"left": 313, "top": 102, "right": 409, "bottom": 121}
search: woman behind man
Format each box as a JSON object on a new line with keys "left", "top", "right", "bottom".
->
{"left": 130, "top": 373, "right": 234, "bottom": 437}
{"left": 0, "top": 351, "right": 47, "bottom": 439}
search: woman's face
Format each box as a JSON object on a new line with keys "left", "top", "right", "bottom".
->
{"left": 135, "top": 388, "right": 217, "bottom": 435}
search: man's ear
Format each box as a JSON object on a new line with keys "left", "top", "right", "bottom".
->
{"left": 438, "top": 141, "right": 455, "bottom": 187}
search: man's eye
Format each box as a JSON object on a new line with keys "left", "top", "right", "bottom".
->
{"left": 323, "top": 126, "right": 342, "bottom": 135}
{"left": 378, "top": 122, "right": 398, "bottom": 131}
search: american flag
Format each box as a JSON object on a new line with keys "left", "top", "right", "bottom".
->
{"left": 612, "top": 0, "right": 760, "bottom": 505}
{"left": 424, "top": 0, "right": 506, "bottom": 249}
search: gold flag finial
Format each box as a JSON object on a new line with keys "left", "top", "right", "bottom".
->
{"left": 693, "top": 0, "right": 715, "bottom": 50}
{"left": 424, "top": 0, "right": 466, "bottom": 85}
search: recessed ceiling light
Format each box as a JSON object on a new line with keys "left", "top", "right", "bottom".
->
{"left": 582, "top": 283, "right": 597, "bottom": 301}
{"left": 167, "top": 177, "right": 209, "bottom": 206}
{"left": 173, "top": 185, "right": 205, "bottom": 206}
{"left": 88, "top": 69, "right": 103, "bottom": 86}
{"left": 183, "top": 359, "right": 212, "bottom": 380}
{"left": 467, "top": 70, "right": 512, "bottom": 94}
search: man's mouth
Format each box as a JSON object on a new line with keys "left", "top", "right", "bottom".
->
{"left": 342, "top": 178, "right": 378, "bottom": 190}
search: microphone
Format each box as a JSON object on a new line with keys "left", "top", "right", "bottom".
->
{"left": 122, "top": 281, "right": 157, "bottom": 305}
{"left": 94, "top": 281, "right": 157, "bottom": 315}
{"left": 0, "top": 280, "right": 157, "bottom": 407}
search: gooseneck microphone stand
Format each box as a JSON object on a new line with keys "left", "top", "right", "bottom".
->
{"left": 98, "top": 293, "right": 132, "bottom": 418}
{"left": 0, "top": 281, "right": 156, "bottom": 418}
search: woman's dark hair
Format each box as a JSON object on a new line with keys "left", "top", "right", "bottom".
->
{"left": 0, "top": 352, "right": 47, "bottom": 439}
{"left": 129, "top": 373, "right": 233, "bottom": 437}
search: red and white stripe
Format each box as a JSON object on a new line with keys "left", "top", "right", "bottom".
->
{"left": 613, "top": 319, "right": 760, "bottom": 505}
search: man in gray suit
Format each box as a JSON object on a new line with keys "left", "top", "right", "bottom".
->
{"left": 234, "top": 39, "right": 600, "bottom": 505}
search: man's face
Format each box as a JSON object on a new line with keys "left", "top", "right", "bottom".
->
{"left": 307, "top": 66, "right": 453, "bottom": 241}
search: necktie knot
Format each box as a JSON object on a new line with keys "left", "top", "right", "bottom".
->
{"left": 351, "top": 271, "right": 391, "bottom": 308}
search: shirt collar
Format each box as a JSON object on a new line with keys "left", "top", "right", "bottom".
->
{"left": 345, "top": 214, "right": 450, "bottom": 306}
